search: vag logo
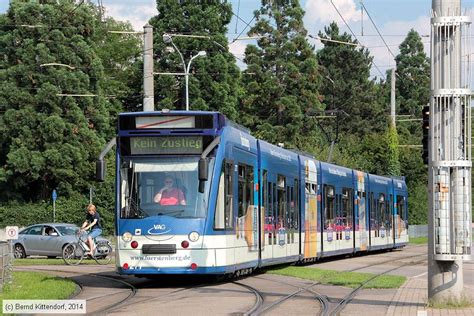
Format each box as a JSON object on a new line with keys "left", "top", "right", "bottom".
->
{"left": 148, "top": 224, "right": 171, "bottom": 235}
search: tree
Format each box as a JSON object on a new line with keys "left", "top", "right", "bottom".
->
{"left": 394, "top": 29, "right": 430, "bottom": 223}
{"left": 395, "top": 29, "right": 430, "bottom": 118}
{"left": 317, "top": 22, "right": 385, "bottom": 137}
{"left": 149, "top": 0, "right": 241, "bottom": 120}
{"left": 0, "top": 0, "right": 116, "bottom": 201}
{"left": 93, "top": 17, "right": 143, "bottom": 113}
{"left": 241, "top": 0, "right": 321, "bottom": 149}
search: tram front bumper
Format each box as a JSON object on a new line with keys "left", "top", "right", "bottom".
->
{"left": 116, "top": 248, "right": 225, "bottom": 274}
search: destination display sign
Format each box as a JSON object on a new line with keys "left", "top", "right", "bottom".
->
{"left": 119, "top": 114, "right": 215, "bottom": 130}
{"left": 136, "top": 116, "right": 195, "bottom": 129}
{"left": 129, "top": 136, "right": 204, "bottom": 155}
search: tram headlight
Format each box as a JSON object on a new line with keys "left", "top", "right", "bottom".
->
{"left": 122, "top": 232, "right": 133, "bottom": 242}
{"left": 188, "top": 231, "right": 200, "bottom": 242}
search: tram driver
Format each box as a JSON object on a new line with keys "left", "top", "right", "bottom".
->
{"left": 154, "top": 175, "right": 186, "bottom": 206}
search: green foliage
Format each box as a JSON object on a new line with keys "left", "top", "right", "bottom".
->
{"left": 408, "top": 182, "right": 428, "bottom": 224}
{"left": 267, "top": 266, "right": 406, "bottom": 289}
{"left": 409, "top": 236, "right": 427, "bottom": 244}
{"left": 150, "top": 0, "right": 241, "bottom": 119}
{"left": 317, "top": 22, "right": 385, "bottom": 137}
{"left": 0, "top": 272, "right": 76, "bottom": 300}
{"left": 240, "top": 0, "right": 321, "bottom": 149}
{"left": 395, "top": 29, "right": 430, "bottom": 117}
{"left": 393, "top": 30, "right": 430, "bottom": 223}
{"left": 387, "top": 125, "right": 401, "bottom": 176}
{"left": 0, "top": 191, "right": 115, "bottom": 234}
{"left": 0, "top": 1, "right": 120, "bottom": 201}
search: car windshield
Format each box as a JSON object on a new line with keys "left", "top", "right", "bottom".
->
{"left": 119, "top": 156, "right": 214, "bottom": 219}
{"left": 56, "top": 226, "right": 79, "bottom": 236}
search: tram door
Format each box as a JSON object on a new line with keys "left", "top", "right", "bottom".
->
{"left": 394, "top": 190, "right": 408, "bottom": 244}
{"left": 233, "top": 148, "right": 259, "bottom": 266}
{"left": 303, "top": 159, "right": 318, "bottom": 260}
{"left": 260, "top": 173, "right": 294, "bottom": 262}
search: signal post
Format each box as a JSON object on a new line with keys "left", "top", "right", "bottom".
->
{"left": 428, "top": 0, "right": 472, "bottom": 304}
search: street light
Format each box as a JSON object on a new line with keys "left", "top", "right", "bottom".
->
{"left": 162, "top": 33, "right": 207, "bottom": 111}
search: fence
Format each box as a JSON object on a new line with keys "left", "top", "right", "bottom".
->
{"left": 409, "top": 224, "right": 474, "bottom": 240}
{"left": 0, "top": 241, "right": 13, "bottom": 292}
{"left": 408, "top": 225, "right": 429, "bottom": 238}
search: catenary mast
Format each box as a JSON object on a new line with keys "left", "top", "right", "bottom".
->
{"left": 429, "top": 0, "right": 472, "bottom": 303}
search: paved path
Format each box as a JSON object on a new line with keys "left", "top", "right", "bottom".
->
{"left": 387, "top": 271, "right": 474, "bottom": 316}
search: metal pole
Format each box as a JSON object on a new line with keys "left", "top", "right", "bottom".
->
{"left": 53, "top": 199, "right": 56, "bottom": 223}
{"left": 185, "top": 72, "right": 189, "bottom": 111}
{"left": 429, "top": 0, "right": 472, "bottom": 304}
{"left": 327, "top": 140, "right": 335, "bottom": 163}
{"left": 390, "top": 68, "right": 396, "bottom": 127}
{"left": 143, "top": 24, "right": 154, "bottom": 111}
{"left": 185, "top": 54, "right": 196, "bottom": 112}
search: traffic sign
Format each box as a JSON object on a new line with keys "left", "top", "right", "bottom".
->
{"left": 52, "top": 189, "right": 57, "bottom": 201}
{"left": 6, "top": 226, "right": 18, "bottom": 240}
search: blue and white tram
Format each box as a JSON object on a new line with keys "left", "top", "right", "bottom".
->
{"left": 103, "top": 111, "right": 408, "bottom": 276}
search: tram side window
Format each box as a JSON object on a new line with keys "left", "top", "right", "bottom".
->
{"left": 214, "top": 161, "right": 234, "bottom": 230}
{"left": 386, "top": 194, "right": 393, "bottom": 230}
{"left": 225, "top": 162, "right": 234, "bottom": 228}
{"left": 397, "top": 195, "right": 405, "bottom": 221}
{"left": 267, "top": 180, "right": 273, "bottom": 232}
{"left": 342, "top": 188, "right": 353, "bottom": 228}
{"left": 377, "top": 193, "right": 385, "bottom": 230}
{"left": 370, "top": 192, "right": 376, "bottom": 230}
{"left": 238, "top": 163, "right": 254, "bottom": 218}
{"left": 293, "top": 179, "right": 299, "bottom": 230}
{"left": 263, "top": 170, "right": 268, "bottom": 223}
{"left": 397, "top": 195, "right": 407, "bottom": 229}
{"left": 277, "top": 175, "right": 286, "bottom": 229}
{"left": 214, "top": 165, "right": 226, "bottom": 229}
{"left": 324, "top": 185, "right": 335, "bottom": 229}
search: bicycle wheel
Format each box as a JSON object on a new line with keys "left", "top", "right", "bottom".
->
{"left": 93, "top": 241, "right": 113, "bottom": 265}
{"left": 62, "top": 243, "right": 85, "bottom": 265}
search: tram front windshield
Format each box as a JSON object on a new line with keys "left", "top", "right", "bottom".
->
{"left": 120, "top": 156, "right": 214, "bottom": 219}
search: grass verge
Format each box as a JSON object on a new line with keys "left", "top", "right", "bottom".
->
{"left": 267, "top": 266, "right": 406, "bottom": 289}
{"left": 428, "top": 295, "right": 473, "bottom": 309}
{"left": 14, "top": 258, "right": 114, "bottom": 266}
{"left": 0, "top": 271, "right": 76, "bottom": 301}
{"left": 409, "top": 237, "right": 428, "bottom": 244}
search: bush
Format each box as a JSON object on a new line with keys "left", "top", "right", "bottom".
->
{"left": 0, "top": 193, "right": 115, "bottom": 235}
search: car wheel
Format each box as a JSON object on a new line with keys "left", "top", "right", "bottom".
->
{"left": 14, "top": 244, "right": 26, "bottom": 258}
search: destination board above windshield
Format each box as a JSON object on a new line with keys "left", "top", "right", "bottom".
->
{"left": 137, "top": 116, "right": 195, "bottom": 129}
{"left": 119, "top": 114, "right": 215, "bottom": 130}
{"left": 121, "top": 136, "right": 207, "bottom": 155}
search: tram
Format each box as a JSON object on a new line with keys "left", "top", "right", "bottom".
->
{"left": 97, "top": 110, "right": 408, "bottom": 276}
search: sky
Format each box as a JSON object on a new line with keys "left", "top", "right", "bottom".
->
{"left": 1, "top": 0, "right": 474, "bottom": 78}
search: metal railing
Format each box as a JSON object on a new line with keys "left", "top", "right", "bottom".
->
{"left": 0, "top": 241, "right": 13, "bottom": 292}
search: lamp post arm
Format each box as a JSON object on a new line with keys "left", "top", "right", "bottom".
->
{"left": 170, "top": 41, "right": 186, "bottom": 73}
{"left": 187, "top": 53, "right": 201, "bottom": 73}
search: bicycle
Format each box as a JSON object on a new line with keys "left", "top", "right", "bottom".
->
{"left": 62, "top": 230, "right": 113, "bottom": 265}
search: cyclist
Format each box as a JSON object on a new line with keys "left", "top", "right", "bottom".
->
{"left": 80, "top": 204, "right": 102, "bottom": 255}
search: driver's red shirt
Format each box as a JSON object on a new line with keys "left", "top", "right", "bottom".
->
{"left": 160, "top": 188, "right": 185, "bottom": 205}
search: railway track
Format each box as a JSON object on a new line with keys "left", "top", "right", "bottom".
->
{"left": 234, "top": 276, "right": 329, "bottom": 315}
{"left": 326, "top": 255, "right": 427, "bottom": 315}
